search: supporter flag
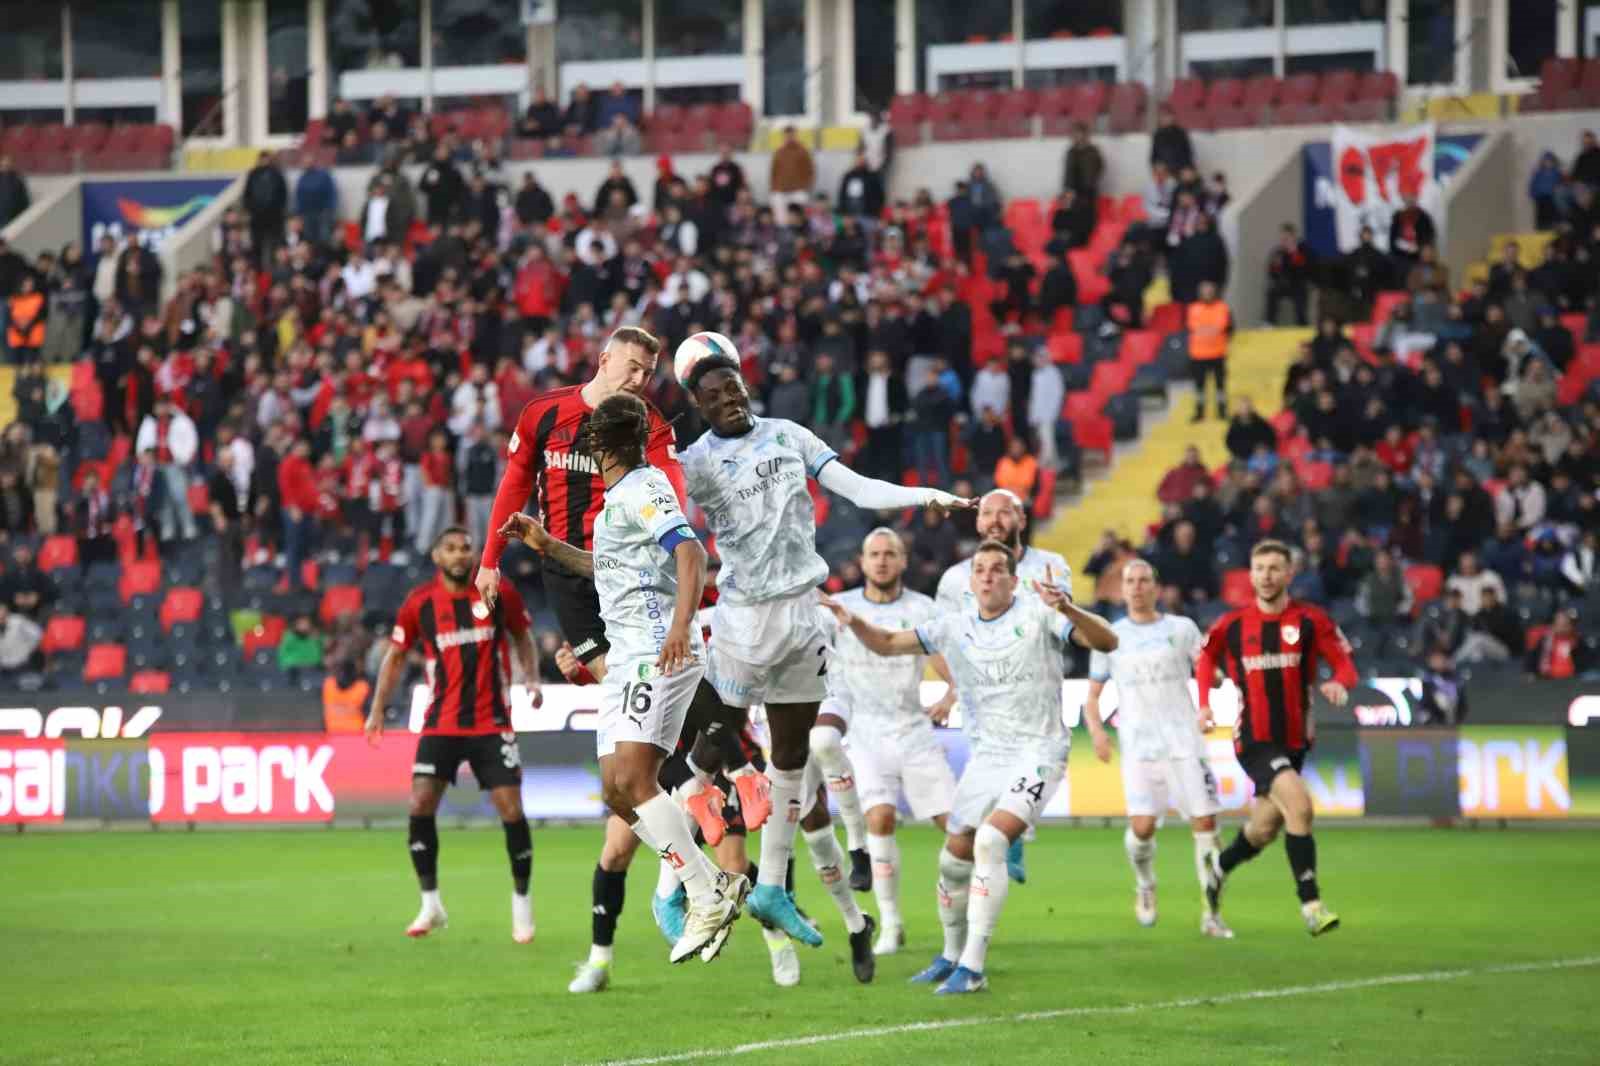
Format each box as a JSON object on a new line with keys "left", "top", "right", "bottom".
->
{"left": 1326, "top": 122, "right": 1442, "bottom": 254}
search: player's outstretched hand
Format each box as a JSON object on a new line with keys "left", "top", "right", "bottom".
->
{"left": 926, "top": 492, "right": 978, "bottom": 518}
{"left": 554, "top": 642, "right": 583, "bottom": 682}
{"left": 657, "top": 622, "right": 693, "bottom": 677}
{"left": 363, "top": 707, "right": 384, "bottom": 748}
{"left": 816, "top": 591, "right": 853, "bottom": 627}
{"left": 474, "top": 564, "right": 500, "bottom": 609}
{"left": 1319, "top": 680, "right": 1350, "bottom": 706}
{"left": 1090, "top": 728, "right": 1112, "bottom": 763}
{"left": 927, "top": 688, "right": 956, "bottom": 726}
{"left": 499, "top": 512, "right": 550, "bottom": 553}
{"left": 1031, "top": 565, "right": 1073, "bottom": 611}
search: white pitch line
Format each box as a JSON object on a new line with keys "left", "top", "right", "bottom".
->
{"left": 586, "top": 955, "right": 1600, "bottom": 1066}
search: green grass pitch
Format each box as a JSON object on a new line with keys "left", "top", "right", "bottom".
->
{"left": 5, "top": 825, "right": 1599, "bottom": 1065}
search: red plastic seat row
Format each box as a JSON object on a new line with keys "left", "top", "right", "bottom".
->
{"left": 1522, "top": 57, "right": 1600, "bottom": 112}
{"left": 1166, "top": 71, "right": 1393, "bottom": 130}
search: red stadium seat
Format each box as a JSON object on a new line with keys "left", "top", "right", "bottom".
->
{"left": 1122, "top": 330, "right": 1160, "bottom": 366}
{"left": 118, "top": 559, "right": 162, "bottom": 604}
{"left": 1032, "top": 467, "right": 1057, "bottom": 520}
{"left": 1404, "top": 564, "right": 1444, "bottom": 606}
{"left": 1372, "top": 290, "right": 1408, "bottom": 327}
{"left": 42, "top": 615, "right": 86, "bottom": 655}
{"left": 242, "top": 615, "right": 288, "bottom": 659}
{"left": 320, "top": 584, "right": 363, "bottom": 626}
{"left": 84, "top": 643, "right": 128, "bottom": 682}
{"left": 129, "top": 670, "right": 171, "bottom": 694}
{"left": 1107, "top": 82, "right": 1147, "bottom": 134}
{"left": 1047, "top": 332, "right": 1083, "bottom": 365}
{"left": 1165, "top": 77, "right": 1206, "bottom": 111}
{"left": 1069, "top": 412, "right": 1113, "bottom": 458}
{"left": 160, "top": 587, "right": 205, "bottom": 632}
{"left": 37, "top": 534, "right": 78, "bottom": 572}
{"left": 1147, "top": 303, "right": 1183, "bottom": 335}
{"left": 1221, "top": 569, "right": 1253, "bottom": 608}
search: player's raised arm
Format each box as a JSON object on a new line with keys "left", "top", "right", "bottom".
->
{"left": 499, "top": 511, "right": 594, "bottom": 577}
{"left": 477, "top": 404, "right": 541, "bottom": 606}
{"left": 814, "top": 459, "right": 976, "bottom": 515}
{"left": 817, "top": 594, "right": 926, "bottom": 657}
{"left": 1032, "top": 567, "right": 1118, "bottom": 652}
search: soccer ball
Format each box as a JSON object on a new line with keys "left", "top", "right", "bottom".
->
{"left": 674, "top": 331, "right": 740, "bottom": 387}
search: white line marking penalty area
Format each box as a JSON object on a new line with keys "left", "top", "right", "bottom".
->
{"left": 587, "top": 955, "right": 1600, "bottom": 1066}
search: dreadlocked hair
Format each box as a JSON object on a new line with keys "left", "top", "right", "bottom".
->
{"left": 583, "top": 392, "right": 651, "bottom": 472}
{"left": 684, "top": 353, "right": 740, "bottom": 394}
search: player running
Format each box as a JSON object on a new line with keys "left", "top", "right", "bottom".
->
{"left": 1197, "top": 539, "right": 1358, "bottom": 936}
{"left": 813, "top": 528, "right": 958, "bottom": 955}
{"left": 823, "top": 541, "right": 1118, "bottom": 995}
{"left": 679, "top": 352, "right": 973, "bottom": 950}
{"left": 501, "top": 392, "right": 747, "bottom": 965}
{"left": 935, "top": 488, "right": 1070, "bottom": 885}
{"left": 364, "top": 526, "right": 540, "bottom": 943}
{"left": 1082, "top": 559, "right": 1231, "bottom": 938}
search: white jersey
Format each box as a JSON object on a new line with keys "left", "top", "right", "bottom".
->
{"left": 1089, "top": 613, "right": 1206, "bottom": 761}
{"left": 823, "top": 587, "right": 939, "bottom": 735}
{"left": 915, "top": 596, "right": 1074, "bottom": 761}
{"left": 591, "top": 465, "right": 707, "bottom": 663}
{"left": 680, "top": 417, "right": 837, "bottom": 606}
{"left": 936, "top": 545, "right": 1072, "bottom": 612}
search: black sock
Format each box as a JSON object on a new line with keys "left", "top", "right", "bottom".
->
{"left": 503, "top": 819, "right": 533, "bottom": 895}
{"left": 408, "top": 815, "right": 438, "bottom": 891}
{"left": 785, "top": 856, "right": 796, "bottom": 894}
{"left": 658, "top": 751, "right": 696, "bottom": 794}
{"left": 745, "top": 861, "right": 758, "bottom": 884}
{"left": 1285, "top": 832, "right": 1320, "bottom": 904}
{"left": 1218, "top": 827, "right": 1261, "bottom": 874}
{"left": 590, "top": 864, "right": 627, "bottom": 947}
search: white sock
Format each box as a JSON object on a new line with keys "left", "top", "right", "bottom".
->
{"left": 936, "top": 846, "right": 973, "bottom": 963}
{"left": 866, "top": 832, "right": 900, "bottom": 930}
{"left": 1125, "top": 826, "right": 1157, "bottom": 890}
{"left": 757, "top": 765, "right": 807, "bottom": 887}
{"left": 632, "top": 792, "right": 718, "bottom": 905}
{"left": 809, "top": 724, "right": 866, "bottom": 852}
{"left": 1194, "top": 829, "right": 1219, "bottom": 904}
{"left": 421, "top": 889, "right": 442, "bottom": 912}
{"left": 803, "top": 825, "right": 866, "bottom": 934}
{"left": 654, "top": 857, "right": 682, "bottom": 900}
{"left": 587, "top": 944, "right": 613, "bottom": 966}
{"left": 960, "top": 825, "right": 1011, "bottom": 974}
{"left": 760, "top": 925, "right": 789, "bottom": 949}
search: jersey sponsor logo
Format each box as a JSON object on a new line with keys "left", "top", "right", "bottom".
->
{"left": 755, "top": 456, "right": 785, "bottom": 478}
{"left": 546, "top": 449, "right": 598, "bottom": 474}
{"left": 1241, "top": 652, "right": 1301, "bottom": 672}
{"left": 1282, "top": 624, "right": 1300, "bottom": 645}
{"left": 435, "top": 625, "right": 496, "bottom": 650}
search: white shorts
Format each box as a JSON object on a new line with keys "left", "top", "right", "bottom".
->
{"left": 1121, "top": 755, "right": 1222, "bottom": 820}
{"left": 843, "top": 721, "right": 956, "bottom": 821}
{"left": 949, "top": 749, "right": 1067, "bottom": 834}
{"left": 595, "top": 657, "right": 706, "bottom": 758}
{"left": 707, "top": 593, "right": 830, "bottom": 708}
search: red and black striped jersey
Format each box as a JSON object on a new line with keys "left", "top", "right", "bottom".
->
{"left": 481, "top": 384, "right": 687, "bottom": 567}
{"left": 1196, "top": 600, "right": 1358, "bottom": 753}
{"left": 391, "top": 575, "right": 531, "bottom": 736}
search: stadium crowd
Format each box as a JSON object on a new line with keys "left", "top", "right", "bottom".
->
{"left": 0, "top": 104, "right": 1596, "bottom": 705}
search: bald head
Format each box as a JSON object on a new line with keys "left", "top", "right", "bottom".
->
{"left": 976, "top": 489, "right": 1027, "bottom": 550}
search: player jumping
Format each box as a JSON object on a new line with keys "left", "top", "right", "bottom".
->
{"left": 1197, "top": 539, "right": 1358, "bottom": 936}
{"left": 364, "top": 526, "right": 540, "bottom": 943}
{"left": 824, "top": 542, "right": 1118, "bottom": 994}
{"left": 501, "top": 392, "right": 748, "bottom": 965}
{"left": 1082, "top": 559, "right": 1231, "bottom": 938}
{"left": 815, "top": 528, "right": 958, "bottom": 955}
{"left": 678, "top": 353, "right": 973, "bottom": 952}
{"left": 935, "top": 489, "right": 1070, "bottom": 885}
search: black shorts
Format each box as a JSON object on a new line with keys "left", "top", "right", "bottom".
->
{"left": 413, "top": 732, "right": 523, "bottom": 791}
{"left": 542, "top": 557, "right": 608, "bottom": 665}
{"left": 1236, "top": 742, "right": 1307, "bottom": 797}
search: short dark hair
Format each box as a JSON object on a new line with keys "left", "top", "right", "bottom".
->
{"left": 972, "top": 538, "right": 1017, "bottom": 576}
{"left": 432, "top": 525, "right": 470, "bottom": 551}
{"left": 685, "top": 353, "right": 740, "bottom": 393}
{"left": 1251, "top": 539, "right": 1292, "bottom": 564}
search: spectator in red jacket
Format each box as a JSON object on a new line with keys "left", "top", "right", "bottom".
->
{"left": 1157, "top": 445, "right": 1213, "bottom": 504}
{"left": 276, "top": 437, "right": 320, "bottom": 592}
{"left": 413, "top": 428, "right": 454, "bottom": 556}
{"left": 513, "top": 245, "right": 562, "bottom": 329}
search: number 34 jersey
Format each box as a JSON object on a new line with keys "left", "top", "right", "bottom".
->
{"left": 915, "top": 597, "right": 1075, "bottom": 762}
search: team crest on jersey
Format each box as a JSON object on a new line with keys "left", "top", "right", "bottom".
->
{"left": 776, "top": 432, "right": 788, "bottom": 446}
{"left": 637, "top": 662, "right": 655, "bottom": 681}
{"left": 1282, "top": 625, "right": 1300, "bottom": 646}
{"left": 508, "top": 431, "right": 520, "bottom": 454}
{"left": 642, "top": 503, "right": 657, "bottom": 520}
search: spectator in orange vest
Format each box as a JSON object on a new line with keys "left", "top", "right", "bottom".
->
{"left": 7, "top": 273, "right": 45, "bottom": 364}
{"left": 993, "top": 436, "right": 1040, "bottom": 502}
{"left": 322, "top": 659, "right": 372, "bottom": 733}
{"left": 1185, "top": 279, "right": 1232, "bottom": 422}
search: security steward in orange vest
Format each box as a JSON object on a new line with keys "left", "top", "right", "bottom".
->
{"left": 7, "top": 273, "right": 44, "bottom": 364}
{"left": 1185, "top": 279, "right": 1232, "bottom": 422}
